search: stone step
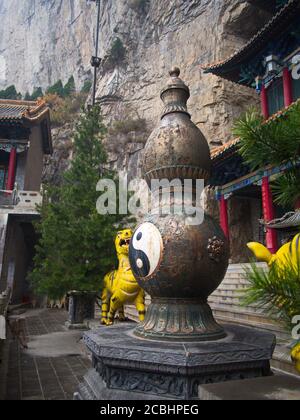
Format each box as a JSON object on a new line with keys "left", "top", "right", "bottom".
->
{"left": 272, "top": 345, "right": 300, "bottom": 377}
{"left": 212, "top": 284, "right": 248, "bottom": 291}
{"left": 210, "top": 293, "right": 254, "bottom": 302}
{"left": 209, "top": 300, "right": 265, "bottom": 314}
{"left": 211, "top": 303, "right": 277, "bottom": 322}
{"left": 212, "top": 312, "right": 289, "bottom": 341}
{"left": 198, "top": 373, "right": 300, "bottom": 400}
{"left": 212, "top": 287, "right": 248, "bottom": 295}
{"left": 220, "top": 276, "right": 250, "bottom": 284}
{"left": 226, "top": 263, "right": 267, "bottom": 273}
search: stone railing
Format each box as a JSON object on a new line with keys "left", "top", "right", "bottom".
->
{"left": 0, "top": 189, "right": 42, "bottom": 211}
{"left": 15, "top": 191, "right": 42, "bottom": 209}
{"left": 0, "top": 288, "right": 11, "bottom": 400}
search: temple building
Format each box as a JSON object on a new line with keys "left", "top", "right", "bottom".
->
{"left": 203, "top": 0, "right": 300, "bottom": 263}
{"left": 0, "top": 99, "right": 52, "bottom": 304}
{"left": 198, "top": 1, "right": 300, "bottom": 374}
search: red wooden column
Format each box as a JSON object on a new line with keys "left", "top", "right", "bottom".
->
{"left": 6, "top": 147, "right": 17, "bottom": 191}
{"left": 283, "top": 67, "right": 293, "bottom": 107}
{"left": 261, "top": 85, "right": 269, "bottom": 119}
{"left": 219, "top": 195, "right": 230, "bottom": 241}
{"left": 261, "top": 176, "right": 278, "bottom": 254}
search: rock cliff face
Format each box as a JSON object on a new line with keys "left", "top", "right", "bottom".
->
{"left": 0, "top": 0, "right": 270, "bottom": 145}
{"left": 0, "top": 0, "right": 274, "bottom": 261}
{"left": 91, "top": 0, "right": 270, "bottom": 179}
{"left": 95, "top": 0, "right": 268, "bottom": 142}
{"left": 0, "top": 0, "right": 95, "bottom": 93}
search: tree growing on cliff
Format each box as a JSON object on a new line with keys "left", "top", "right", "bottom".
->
{"left": 63, "top": 76, "right": 76, "bottom": 97}
{"left": 109, "top": 38, "right": 126, "bottom": 66}
{"left": 0, "top": 85, "right": 21, "bottom": 100}
{"left": 30, "top": 105, "right": 125, "bottom": 299}
{"left": 25, "top": 87, "right": 44, "bottom": 101}
{"left": 46, "top": 80, "right": 65, "bottom": 97}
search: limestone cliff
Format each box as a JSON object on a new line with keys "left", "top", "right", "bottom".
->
{"left": 0, "top": 0, "right": 95, "bottom": 92}
{"left": 0, "top": 0, "right": 275, "bottom": 262}
{"left": 0, "top": 0, "right": 272, "bottom": 180}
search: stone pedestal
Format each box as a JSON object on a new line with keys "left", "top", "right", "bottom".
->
{"left": 75, "top": 323, "right": 275, "bottom": 400}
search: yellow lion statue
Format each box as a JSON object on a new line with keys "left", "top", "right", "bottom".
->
{"left": 247, "top": 233, "right": 300, "bottom": 373}
{"left": 101, "top": 229, "right": 145, "bottom": 326}
{"left": 291, "top": 344, "right": 300, "bottom": 373}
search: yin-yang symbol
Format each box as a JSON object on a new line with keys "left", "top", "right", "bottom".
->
{"left": 129, "top": 222, "right": 163, "bottom": 279}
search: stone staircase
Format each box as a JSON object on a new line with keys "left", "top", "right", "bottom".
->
{"left": 124, "top": 263, "right": 298, "bottom": 377}
{"left": 209, "top": 263, "right": 298, "bottom": 377}
{"left": 209, "top": 263, "right": 289, "bottom": 339}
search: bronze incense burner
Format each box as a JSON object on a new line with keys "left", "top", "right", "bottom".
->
{"left": 129, "top": 68, "right": 229, "bottom": 341}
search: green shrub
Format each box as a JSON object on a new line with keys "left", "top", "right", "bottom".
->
{"left": 128, "top": 0, "right": 148, "bottom": 14}
{"left": 109, "top": 38, "right": 126, "bottom": 66}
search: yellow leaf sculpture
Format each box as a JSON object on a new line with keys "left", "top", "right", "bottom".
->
{"left": 101, "top": 229, "right": 145, "bottom": 326}
{"left": 247, "top": 233, "right": 300, "bottom": 374}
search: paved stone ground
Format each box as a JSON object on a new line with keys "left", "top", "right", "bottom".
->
{"left": 4, "top": 309, "right": 91, "bottom": 400}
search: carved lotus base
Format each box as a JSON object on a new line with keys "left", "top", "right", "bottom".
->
{"left": 134, "top": 298, "right": 226, "bottom": 341}
{"left": 75, "top": 323, "right": 276, "bottom": 400}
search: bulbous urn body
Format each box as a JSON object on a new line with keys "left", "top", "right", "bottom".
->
{"left": 130, "top": 212, "right": 229, "bottom": 300}
{"left": 143, "top": 112, "right": 211, "bottom": 187}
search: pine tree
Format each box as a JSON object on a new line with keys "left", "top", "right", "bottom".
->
{"left": 109, "top": 38, "right": 126, "bottom": 66}
{"left": 30, "top": 87, "right": 44, "bottom": 101}
{"left": 30, "top": 106, "right": 125, "bottom": 299}
{"left": 64, "top": 76, "right": 76, "bottom": 97}
{"left": 233, "top": 104, "right": 300, "bottom": 207}
{"left": 0, "top": 85, "right": 19, "bottom": 100}
{"left": 46, "top": 80, "right": 65, "bottom": 97}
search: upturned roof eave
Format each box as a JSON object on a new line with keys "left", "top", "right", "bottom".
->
{"left": 202, "top": 0, "right": 300, "bottom": 84}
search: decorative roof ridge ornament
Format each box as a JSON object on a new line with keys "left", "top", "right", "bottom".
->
{"left": 260, "top": 209, "right": 300, "bottom": 229}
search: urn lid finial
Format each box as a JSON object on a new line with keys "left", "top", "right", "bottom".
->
{"left": 160, "top": 67, "right": 190, "bottom": 119}
{"left": 169, "top": 66, "right": 180, "bottom": 77}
